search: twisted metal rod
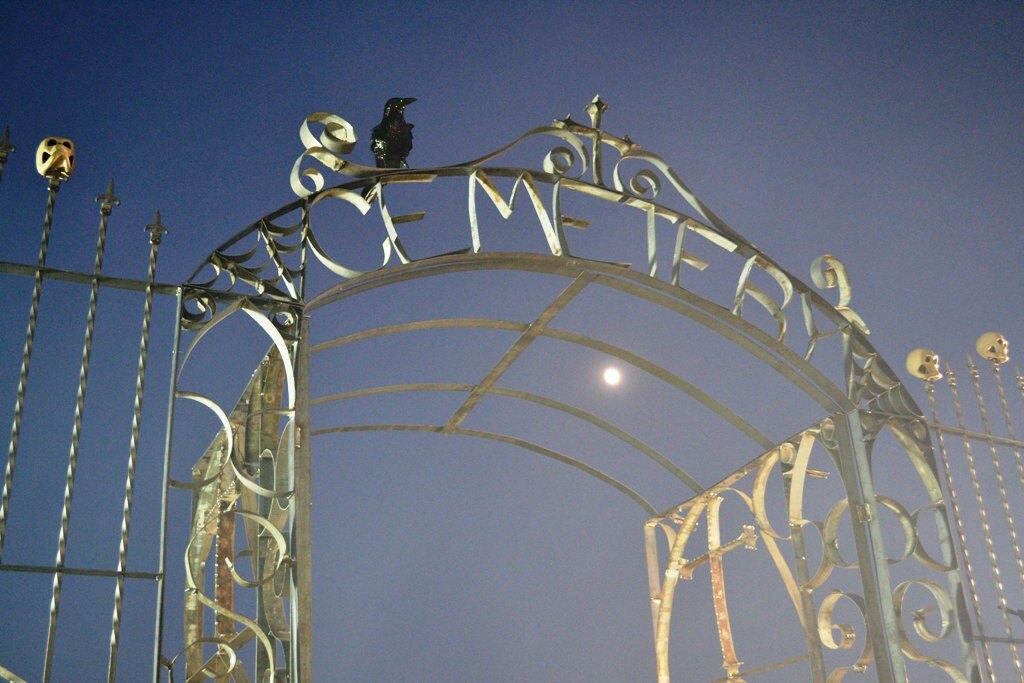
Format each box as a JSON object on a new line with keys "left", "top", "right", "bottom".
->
{"left": 1017, "top": 368, "right": 1024, "bottom": 413}
{"left": 107, "top": 213, "right": 164, "bottom": 683}
{"left": 969, "top": 357, "right": 1024, "bottom": 599}
{"left": 991, "top": 361, "right": 1024, "bottom": 496}
{"left": 43, "top": 183, "right": 117, "bottom": 681}
{"left": 0, "top": 178, "right": 61, "bottom": 563}
{"left": 948, "top": 366, "right": 1024, "bottom": 677}
{"left": 926, "top": 381, "right": 995, "bottom": 679}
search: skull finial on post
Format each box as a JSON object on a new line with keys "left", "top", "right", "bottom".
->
{"left": 976, "top": 332, "right": 1009, "bottom": 364}
{"left": 906, "top": 348, "right": 943, "bottom": 381}
{"left": 35, "top": 137, "right": 76, "bottom": 182}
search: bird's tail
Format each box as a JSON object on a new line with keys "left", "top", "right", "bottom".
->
{"left": 362, "top": 183, "right": 379, "bottom": 202}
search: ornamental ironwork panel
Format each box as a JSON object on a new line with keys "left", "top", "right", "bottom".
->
{"left": 0, "top": 100, "right": 990, "bottom": 682}
{"left": 646, "top": 415, "right": 975, "bottom": 681}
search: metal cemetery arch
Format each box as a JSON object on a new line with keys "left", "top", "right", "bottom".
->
{"left": 158, "top": 98, "right": 977, "bottom": 682}
{"left": 0, "top": 100, "right": 979, "bottom": 681}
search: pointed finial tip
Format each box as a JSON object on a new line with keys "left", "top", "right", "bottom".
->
{"left": 146, "top": 210, "right": 168, "bottom": 244}
{"left": 585, "top": 96, "right": 607, "bottom": 127}
{"left": 96, "top": 178, "right": 120, "bottom": 212}
{"left": 96, "top": 178, "right": 120, "bottom": 213}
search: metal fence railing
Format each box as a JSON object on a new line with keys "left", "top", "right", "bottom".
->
{"left": 910, "top": 337, "right": 1024, "bottom": 681}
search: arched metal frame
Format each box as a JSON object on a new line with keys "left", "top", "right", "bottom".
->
{"left": 157, "top": 99, "right": 977, "bottom": 681}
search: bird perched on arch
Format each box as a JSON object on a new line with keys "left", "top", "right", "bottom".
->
{"left": 371, "top": 97, "right": 416, "bottom": 168}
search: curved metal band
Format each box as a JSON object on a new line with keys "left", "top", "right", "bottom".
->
{"left": 306, "top": 252, "right": 854, "bottom": 414}
{"left": 311, "top": 422, "right": 658, "bottom": 515}
{"left": 312, "top": 382, "right": 703, "bottom": 494}
{"left": 312, "top": 316, "right": 774, "bottom": 451}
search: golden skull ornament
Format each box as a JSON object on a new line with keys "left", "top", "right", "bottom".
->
{"left": 35, "top": 137, "right": 76, "bottom": 181}
{"left": 906, "top": 348, "right": 942, "bottom": 381}
{"left": 976, "top": 332, "right": 1009, "bottom": 364}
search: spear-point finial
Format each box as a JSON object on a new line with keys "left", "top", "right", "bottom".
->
{"left": 96, "top": 179, "right": 120, "bottom": 215}
{"left": 584, "top": 96, "right": 609, "bottom": 186}
{"left": 586, "top": 94, "right": 607, "bottom": 129}
{"left": 146, "top": 210, "right": 167, "bottom": 244}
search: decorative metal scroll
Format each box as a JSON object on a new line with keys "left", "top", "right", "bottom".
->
{"left": 185, "top": 97, "right": 905, "bottom": 413}
{"left": 179, "top": 347, "right": 290, "bottom": 681}
{"left": 164, "top": 293, "right": 303, "bottom": 682}
{"left": 646, "top": 417, "right": 974, "bottom": 682}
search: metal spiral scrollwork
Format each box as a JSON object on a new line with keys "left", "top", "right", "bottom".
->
{"left": 892, "top": 580, "right": 958, "bottom": 664}
{"left": 290, "top": 113, "right": 364, "bottom": 197}
{"left": 541, "top": 140, "right": 587, "bottom": 179}
{"left": 818, "top": 590, "right": 874, "bottom": 678}
{"left": 180, "top": 288, "right": 219, "bottom": 330}
{"left": 166, "top": 287, "right": 300, "bottom": 681}
{"left": 646, "top": 416, "right": 971, "bottom": 681}
{"left": 810, "top": 254, "right": 869, "bottom": 337}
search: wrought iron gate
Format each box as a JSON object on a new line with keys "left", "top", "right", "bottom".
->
{"left": 0, "top": 100, "right": 1010, "bottom": 681}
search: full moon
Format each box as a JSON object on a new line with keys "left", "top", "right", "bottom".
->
{"left": 602, "top": 367, "right": 622, "bottom": 386}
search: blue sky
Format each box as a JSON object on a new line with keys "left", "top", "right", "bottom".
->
{"left": 0, "top": 3, "right": 1021, "bottom": 681}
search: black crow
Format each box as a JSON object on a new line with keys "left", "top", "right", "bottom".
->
{"left": 370, "top": 97, "right": 416, "bottom": 168}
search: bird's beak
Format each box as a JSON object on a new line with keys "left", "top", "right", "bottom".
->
{"left": 400, "top": 97, "right": 416, "bottom": 106}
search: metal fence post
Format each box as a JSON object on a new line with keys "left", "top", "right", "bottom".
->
{"left": 291, "top": 314, "right": 313, "bottom": 681}
{"left": 832, "top": 410, "right": 906, "bottom": 682}
{"left": 153, "top": 288, "right": 184, "bottom": 683}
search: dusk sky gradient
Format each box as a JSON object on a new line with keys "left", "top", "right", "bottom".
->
{"left": 0, "top": 3, "right": 1022, "bottom": 681}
